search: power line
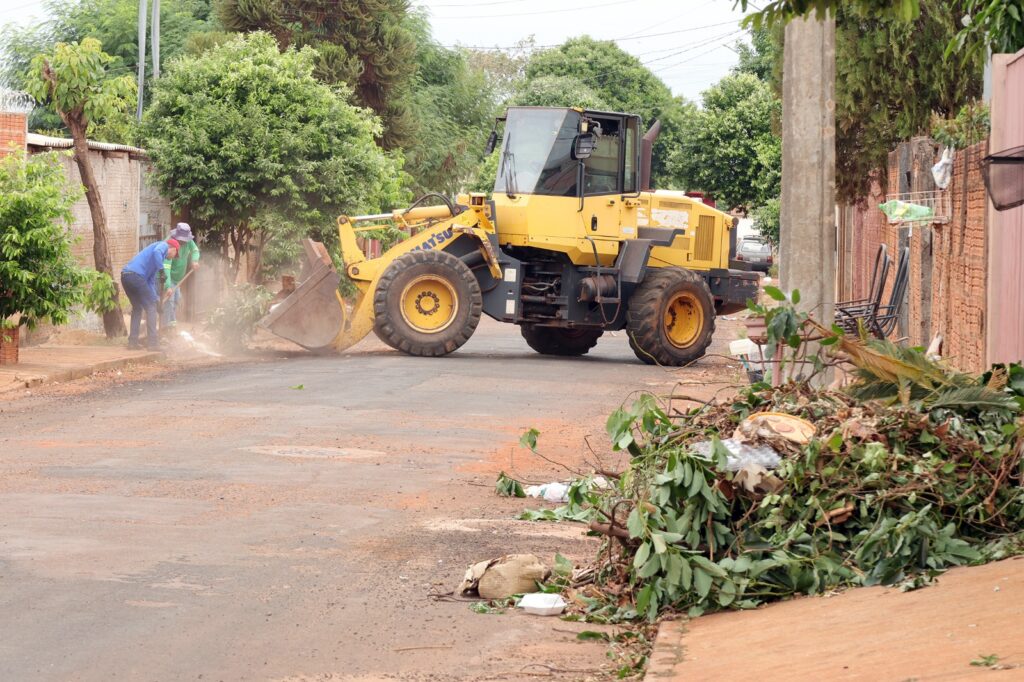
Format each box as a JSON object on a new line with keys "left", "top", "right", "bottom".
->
{"left": 443, "top": 19, "right": 743, "bottom": 51}
{"left": 432, "top": 0, "right": 634, "bottom": 19}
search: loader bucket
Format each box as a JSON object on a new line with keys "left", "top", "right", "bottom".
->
{"left": 259, "top": 239, "right": 345, "bottom": 350}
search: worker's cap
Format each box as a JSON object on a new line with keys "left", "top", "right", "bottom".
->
{"left": 170, "top": 222, "right": 194, "bottom": 242}
{"left": 166, "top": 238, "right": 181, "bottom": 250}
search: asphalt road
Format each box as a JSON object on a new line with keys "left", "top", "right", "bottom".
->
{"left": 0, "top": 320, "right": 741, "bottom": 681}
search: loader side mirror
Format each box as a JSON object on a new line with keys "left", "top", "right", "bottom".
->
{"left": 572, "top": 132, "right": 596, "bottom": 160}
{"left": 484, "top": 130, "right": 498, "bottom": 155}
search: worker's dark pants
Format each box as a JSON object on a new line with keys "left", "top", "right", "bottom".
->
{"left": 120, "top": 271, "right": 159, "bottom": 349}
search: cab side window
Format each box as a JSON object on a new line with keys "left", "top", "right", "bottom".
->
{"left": 583, "top": 118, "right": 621, "bottom": 195}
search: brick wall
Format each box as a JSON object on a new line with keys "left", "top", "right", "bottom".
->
{"left": 850, "top": 177, "right": 887, "bottom": 300}
{"left": 935, "top": 141, "right": 988, "bottom": 372}
{"left": 0, "top": 111, "right": 27, "bottom": 156}
{"left": 841, "top": 140, "right": 990, "bottom": 373}
{"left": 30, "top": 147, "right": 143, "bottom": 276}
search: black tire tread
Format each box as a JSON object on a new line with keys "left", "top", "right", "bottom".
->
{"left": 372, "top": 250, "right": 482, "bottom": 357}
{"left": 520, "top": 325, "right": 603, "bottom": 356}
{"left": 626, "top": 267, "right": 715, "bottom": 366}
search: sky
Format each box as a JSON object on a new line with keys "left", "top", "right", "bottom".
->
{"left": 413, "top": 0, "right": 754, "bottom": 103}
{"left": 0, "top": 0, "right": 755, "bottom": 104}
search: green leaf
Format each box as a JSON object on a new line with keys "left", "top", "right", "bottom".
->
{"left": 519, "top": 428, "right": 539, "bottom": 451}
{"left": 576, "top": 630, "right": 609, "bottom": 641}
{"left": 692, "top": 555, "right": 729, "bottom": 578}
{"left": 626, "top": 507, "right": 646, "bottom": 538}
{"left": 634, "top": 541, "right": 652, "bottom": 569}
{"left": 651, "top": 533, "right": 668, "bottom": 554}
{"left": 764, "top": 285, "right": 786, "bottom": 301}
{"left": 718, "top": 580, "right": 737, "bottom": 607}
{"left": 693, "top": 567, "right": 712, "bottom": 599}
{"left": 791, "top": 289, "right": 801, "bottom": 304}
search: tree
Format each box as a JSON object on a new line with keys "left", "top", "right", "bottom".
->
{"left": 752, "top": 198, "right": 780, "bottom": 246}
{"left": 217, "top": 0, "right": 418, "bottom": 149}
{"left": 0, "top": 152, "right": 89, "bottom": 333}
{"left": 401, "top": 14, "right": 497, "bottom": 196}
{"left": 0, "top": 0, "right": 220, "bottom": 141}
{"left": 511, "top": 75, "right": 608, "bottom": 109}
{"left": 464, "top": 37, "right": 534, "bottom": 104}
{"left": 834, "top": 0, "right": 985, "bottom": 201}
{"left": 670, "top": 73, "right": 781, "bottom": 210}
{"left": 142, "top": 33, "right": 405, "bottom": 281}
{"left": 948, "top": 0, "right": 1024, "bottom": 59}
{"left": 26, "top": 38, "right": 134, "bottom": 337}
{"left": 733, "top": 25, "right": 782, "bottom": 86}
{"left": 522, "top": 37, "right": 687, "bottom": 187}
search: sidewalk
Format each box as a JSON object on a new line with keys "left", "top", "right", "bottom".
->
{"left": 0, "top": 345, "right": 162, "bottom": 395}
{"left": 645, "top": 557, "right": 1024, "bottom": 680}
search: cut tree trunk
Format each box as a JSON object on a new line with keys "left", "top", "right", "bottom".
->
{"left": 68, "top": 121, "right": 127, "bottom": 338}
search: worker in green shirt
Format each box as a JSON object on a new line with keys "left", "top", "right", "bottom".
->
{"left": 162, "top": 222, "right": 200, "bottom": 327}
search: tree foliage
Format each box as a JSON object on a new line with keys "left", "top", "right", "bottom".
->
{"left": 512, "top": 75, "right": 608, "bottom": 110}
{"left": 401, "top": 14, "right": 496, "bottom": 197}
{"left": 752, "top": 198, "right": 780, "bottom": 246}
{"left": 0, "top": 152, "right": 88, "bottom": 329}
{"left": 217, "top": 0, "right": 417, "bottom": 149}
{"left": 835, "top": 0, "right": 984, "bottom": 202}
{"left": 522, "top": 37, "right": 686, "bottom": 187}
{"left": 0, "top": 0, "right": 219, "bottom": 141}
{"left": 25, "top": 37, "right": 134, "bottom": 337}
{"left": 733, "top": 0, "right": 921, "bottom": 27}
{"left": 142, "top": 33, "right": 405, "bottom": 280}
{"left": 671, "top": 73, "right": 781, "bottom": 210}
{"left": 948, "top": 0, "right": 1024, "bottom": 59}
{"left": 25, "top": 37, "right": 136, "bottom": 134}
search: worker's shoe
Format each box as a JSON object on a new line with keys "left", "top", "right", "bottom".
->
{"left": 127, "top": 341, "right": 142, "bottom": 351}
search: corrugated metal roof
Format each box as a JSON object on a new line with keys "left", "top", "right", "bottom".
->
{"left": 26, "top": 132, "right": 146, "bottom": 155}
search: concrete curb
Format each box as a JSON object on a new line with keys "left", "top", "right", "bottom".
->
{"left": 0, "top": 350, "right": 163, "bottom": 395}
{"left": 644, "top": 620, "right": 687, "bottom": 680}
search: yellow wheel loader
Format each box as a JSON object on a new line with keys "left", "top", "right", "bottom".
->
{"left": 260, "top": 106, "right": 759, "bottom": 365}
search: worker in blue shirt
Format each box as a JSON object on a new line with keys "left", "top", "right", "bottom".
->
{"left": 121, "top": 238, "right": 180, "bottom": 350}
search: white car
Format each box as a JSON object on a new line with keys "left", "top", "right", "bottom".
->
{"left": 735, "top": 237, "right": 773, "bottom": 272}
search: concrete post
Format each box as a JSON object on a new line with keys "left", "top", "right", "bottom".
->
{"left": 780, "top": 15, "right": 836, "bottom": 324}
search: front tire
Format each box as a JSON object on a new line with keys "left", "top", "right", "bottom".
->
{"left": 520, "top": 325, "right": 603, "bottom": 356}
{"left": 373, "top": 250, "right": 482, "bottom": 357}
{"left": 627, "top": 268, "right": 714, "bottom": 366}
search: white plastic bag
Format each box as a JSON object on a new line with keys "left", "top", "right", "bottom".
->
{"left": 932, "top": 147, "right": 954, "bottom": 189}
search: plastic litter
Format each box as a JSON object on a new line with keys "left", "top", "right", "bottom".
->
{"left": 932, "top": 147, "right": 954, "bottom": 189}
{"left": 524, "top": 482, "right": 570, "bottom": 502}
{"left": 690, "top": 438, "right": 781, "bottom": 471}
{"left": 516, "top": 592, "right": 567, "bottom": 616}
{"left": 878, "top": 199, "right": 934, "bottom": 222}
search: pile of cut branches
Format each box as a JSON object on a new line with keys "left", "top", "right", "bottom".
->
{"left": 523, "top": 317, "right": 1024, "bottom": 622}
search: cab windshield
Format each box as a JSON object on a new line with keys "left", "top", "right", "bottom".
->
{"left": 494, "top": 108, "right": 582, "bottom": 197}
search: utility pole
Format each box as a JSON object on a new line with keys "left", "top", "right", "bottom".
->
{"left": 136, "top": 0, "right": 147, "bottom": 121}
{"left": 780, "top": 14, "right": 836, "bottom": 325}
{"left": 150, "top": 0, "right": 160, "bottom": 79}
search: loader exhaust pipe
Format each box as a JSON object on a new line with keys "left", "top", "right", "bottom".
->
{"left": 639, "top": 119, "right": 661, "bottom": 191}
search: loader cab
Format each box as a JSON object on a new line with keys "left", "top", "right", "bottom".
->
{"left": 491, "top": 107, "right": 643, "bottom": 265}
{"left": 493, "top": 107, "right": 641, "bottom": 199}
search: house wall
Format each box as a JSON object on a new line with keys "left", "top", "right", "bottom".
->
{"left": 29, "top": 147, "right": 143, "bottom": 276}
{"left": 986, "top": 49, "right": 1024, "bottom": 366}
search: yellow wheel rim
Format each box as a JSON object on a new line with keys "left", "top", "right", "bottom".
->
{"left": 664, "top": 292, "right": 704, "bottom": 349}
{"left": 399, "top": 275, "right": 458, "bottom": 333}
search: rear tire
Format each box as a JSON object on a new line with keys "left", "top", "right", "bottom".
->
{"left": 373, "top": 250, "right": 482, "bottom": 357}
{"left": 627, "top": 268, "right": 714, "bottom": 366}
{"left": 520, "top": 325, "right": 603, "bottom": 356}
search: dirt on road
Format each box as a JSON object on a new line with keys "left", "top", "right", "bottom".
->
{"left": 0, "top": 318, "right": 748, "bottom": 681}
